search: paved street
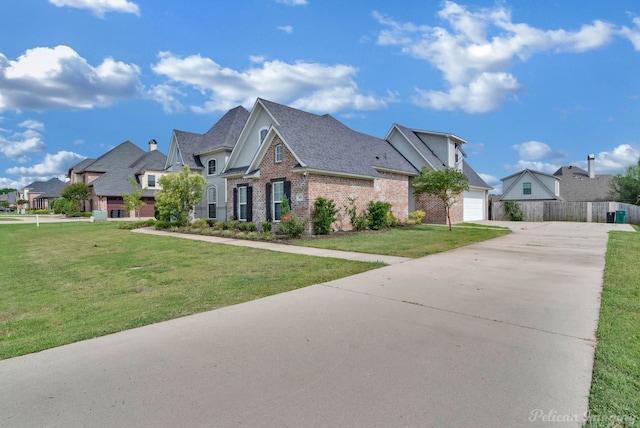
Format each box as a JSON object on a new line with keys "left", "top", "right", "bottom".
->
{"left": 0, "top": 221, "right": 634, "bottom": 427}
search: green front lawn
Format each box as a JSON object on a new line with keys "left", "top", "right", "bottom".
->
{"left": 588, "top": 226, "right": 640, "bottom": 426}
{"left": 0, "top": 222, "right": 383, "bottom": 359}
{"left": 296, "top": 224, "right": 511, "bottom": 258}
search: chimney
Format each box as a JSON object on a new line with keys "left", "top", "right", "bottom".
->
{"left": 148, "top": 139, "right": 158, "bottom": 152}
{"left": 588, "top": 154, "right": 595, "bottom": 178}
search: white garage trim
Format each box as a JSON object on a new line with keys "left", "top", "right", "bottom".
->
{"left": 464, "top": 190, "right": 486, "bottom": 221}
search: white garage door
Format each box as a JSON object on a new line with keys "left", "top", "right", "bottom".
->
{"left": 463, "top": 190, "right": 485, "bottom": 222}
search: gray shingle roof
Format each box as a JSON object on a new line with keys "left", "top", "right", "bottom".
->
{"left": 260, "top": 99, "right": 417, "bottom": 178}
{"left": 174, "top": 106, "right": 249, "bottom": 169}
{"left": 392, "top": 124, "right": 447, "bottom": 171}
{"left": 76, "top": 141, "right": 144, "bottom": 173}
{"left": 23, "top": 178, "right": 66, "bottom": 197}
{"left": 463, "top": 160, "right": 491, "bottom": 189}
{"left": 553, "top": 165, "right": 613, "bottom": 202}
{"left": 82, "top": 143, "right": 167, "bottom": 196}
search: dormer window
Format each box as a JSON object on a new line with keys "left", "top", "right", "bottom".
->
{"left": 259, "top": 127, "right": 268, "bottom": 144}
{"left": 208, "top": 159, "right": 216, "bottom": 175}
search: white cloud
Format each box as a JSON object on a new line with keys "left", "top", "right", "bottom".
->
{"left": 150, "top": 52, "right": 388, "bottom": 114}
{"left": 620, "top": 17, "right": 640, "bottom": 50}
{"left": 275, "top": 0, "right": 308, "bottom": 5}
{"left": 504, "top": 160, "right": 560, "bottom": 175}
{"left": 478, "top": 173, "right": 500, "bottom": 192}
{"left": 0, "top": 120, "right": 47, "bottom": 159}
{"left": 591, "top": 144, "right": 640, "bottom": 174}
{"left": 374, "top": 2, "right": 617, "bottom": 113}
{"left": 0, "top": 45, "right": 142, "bottom": 112}
{"left": 48, "top": 0, "right": 140, "bottom": 17}
{"left": 6, "top": 151, "right": 86, "bottom": 180}
{"left": 512, "top": 141, "right": 567, "bottom": 162}
{"left": 278, "top": 25, "right": 294, "bottom": 34}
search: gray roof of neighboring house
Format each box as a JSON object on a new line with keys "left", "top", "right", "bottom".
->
{"left": 69, "top": 157, "right": 95, "bottom": 173}
{"left": 90, "top": 149, "right": 167, "bottom": 197}
{"left": 75, "top": 141, "right": 144, "bottom": 173}
{"left": 463, "top": 160, "right": 492, "bottom": 189}
{"left": 553, "top": 165, "right": 613, "bottom": 202}
{"left": 23, "top": 178, "right": 66, "bottom": 198}
{"left": 260, "top": 99, "right": 417, "bottom": 177}
{"left": 174, "top": 106, "right": 249, "bottom": 169}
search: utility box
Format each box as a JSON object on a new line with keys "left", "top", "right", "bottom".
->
{"left": 606, "top": 212, "right": 615, "bottom": 223}
{"left": 92, "top": 210, "right": 108, "bottom": 222}
{"left": 615, "top": 210, "right": 626, "bottom": 224}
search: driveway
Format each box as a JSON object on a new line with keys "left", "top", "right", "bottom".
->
{"left": 0, "top": 221, "right": 634, "bottom": 427}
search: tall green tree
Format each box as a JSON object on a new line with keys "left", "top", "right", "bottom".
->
{"left": 155, "top": 166, "right": 206, "bottom": 225}
{"left": 61, "top": 183, "right": 90, "bottom": 212}
{"left": 122, "top": 176, "right": 147, "bottom": 219}
{"left": 413, "top": 167, "right": 469, "bottom": 231}
{"left": 610, "top": 159, "right": 640, "bottom": 205}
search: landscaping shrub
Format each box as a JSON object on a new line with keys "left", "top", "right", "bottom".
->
{"left": 212, "top": 221, "right": 225, "bottom": 230}
{"left": 191, "top": 218, "right": 211, "bottom": 229}
{"left": 278, "top": 213, "right": 308, "bottom": 239}
{"left": 155, "top": 220, "right": 181, "bottom": 230}
{"left": 312, "top": 197, "right": 339, "bottom": 235}
{"left": 52, "top": 198, "right": 74, "bottom": 215}
{"left": 407, "top": 210, "right": 426, "bottom": 225}
{"left": 27, "top": 209, "right": 54, "bottom": 215}
{"left": 344, "top": 196, "right": 368, "bottom": 231}
{"left": 504, "top": 201, "right": 524, "bottom": 221}
{"left": 367, "top": 201, "right": 392, "bottom": 230}
{"left": 118, "top": 219, "right": 156, "bottom": 230}
{"left": 262, "top": 221, "right": 272, "bottom": 232}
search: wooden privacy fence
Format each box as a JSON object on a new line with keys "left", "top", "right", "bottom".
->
{"left": 490, "top": 201, "right": 640, "bottom": 225}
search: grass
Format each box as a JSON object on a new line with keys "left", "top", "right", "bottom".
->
{"left": 296, "top": 224, "right": 511, "bottom": 258}
{"left": 587, "top": 225, "right": 640, "bottom": 426}
{"left": 0, "top": 222, "right": 383, "bottom": 359}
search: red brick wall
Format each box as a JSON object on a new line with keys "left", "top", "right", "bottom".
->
{"left": 415, "top": 193, "right": 463, "bottom": 224}
{"left": 226, "top": 135, "right": 411, "bottom": 231}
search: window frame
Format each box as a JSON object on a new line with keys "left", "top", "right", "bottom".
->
{"left": 259, "top": 127, "right": 269, "bottom": 145}
{"left": 272, "top": 181, "right": 284, "bottom": 221}
{"left": 207, "top": 159, "right": 216, "bottom": 176}
{"left": 275, "top": 144, "right": 283, "bottom": 163}
{"left": 238, "top": 186, "right": 248, "bottom": 221}
{"left": 208, "top": 186, "right": 217, "bottom": 219}
{"left": 523, "top": 182, "right": 532, "bottom": 195}
{"left": 148, "top": 174, "right": 156, "bottom": 187}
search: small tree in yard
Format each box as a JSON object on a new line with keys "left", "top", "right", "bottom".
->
{"left": 155, "top": 166, "right": 206, "bottom": 226}
{"left": 61, "top": 183, "right": 90, "bottom": 213}
{"left": 610, "top": 159, "right": 640, "bottom": 205}
{"left": 122, "top": 176, "right": 147, "bottom": 219}
{"left": 413, "top": 167, "right": 469, "bottom": 231}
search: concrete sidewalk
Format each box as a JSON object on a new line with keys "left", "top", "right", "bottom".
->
{"left": 0, "top": 221, "right": 635, "bottom": 427}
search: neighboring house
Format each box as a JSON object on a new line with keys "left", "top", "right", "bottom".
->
{"left": 164, "top": 106, "right": 249, "bottom": 220}
{"left": 68, "top": 140, "right": 167, "bottom": 218}
{"left": 500, "top": 169, "right": 561, "bottom": 201}
{"left": 20, "top": 178, "right": 66, "bottom": 210}
{"left": 552, "top": 155, "right": 613, "bottom": 202}
{"left": 222, "top": 98, "right": 418, "bottom": 227}
{"left": 500, "top": 154, "right": 613, "bottom": 202}
{"left": 385, "top": 124, "right": 491, "bottom": 223}
{"left": 0, "top": 191, "right": 18, "bottom": 210}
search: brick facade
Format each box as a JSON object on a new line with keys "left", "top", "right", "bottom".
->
{"left": 226, "top": 135, "right": 411, "bottom": 231}
{"left": 415, "top": 193, "right": 463, "bottom": 224}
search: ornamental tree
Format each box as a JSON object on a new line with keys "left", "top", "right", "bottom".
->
{"left": 413, "top": 167, "right": 469, "bottom": 231}
{"left": 154, "top": 166, "right": 206, "bottom": 225}
{"left": 122, "top": 176, "right": 147, "bottom": 219}
{"left": 61, "top": 183, "right": 90, "bottom": 212}
{"left": 610, "top": 159, "right": 640, "bottom": 205}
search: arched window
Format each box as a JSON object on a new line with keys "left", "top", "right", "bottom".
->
{"left": 208, "top": 159, "right": 216, "bottom": 175}
{"left": 275, "top": 144, "right": 283, "bottom": 163}
{"left": 259, "top": 127, "right": 269, "bottom": 144}
{"left": 208, "top": 186, "right": 217, "bottom": 219}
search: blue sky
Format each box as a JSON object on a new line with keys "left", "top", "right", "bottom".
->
{"left": 2, "top": 0, "right": 640, "bottom": 193}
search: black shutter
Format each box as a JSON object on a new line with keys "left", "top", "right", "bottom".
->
{"left": 284, "top": 180, "right": 291, "bottom": 204}
{"left": 265, "top": 182, "right": 272, "bottom": 221}
{"left": 246, "top": 186, "right": 253, "bottom": 222}
{"left": 233, "top": 188, "right": 238, "bottom": 220}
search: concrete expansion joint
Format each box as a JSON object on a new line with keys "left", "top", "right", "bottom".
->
{"left": 322, "top": 283, "right": 596, "bottom": 343}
